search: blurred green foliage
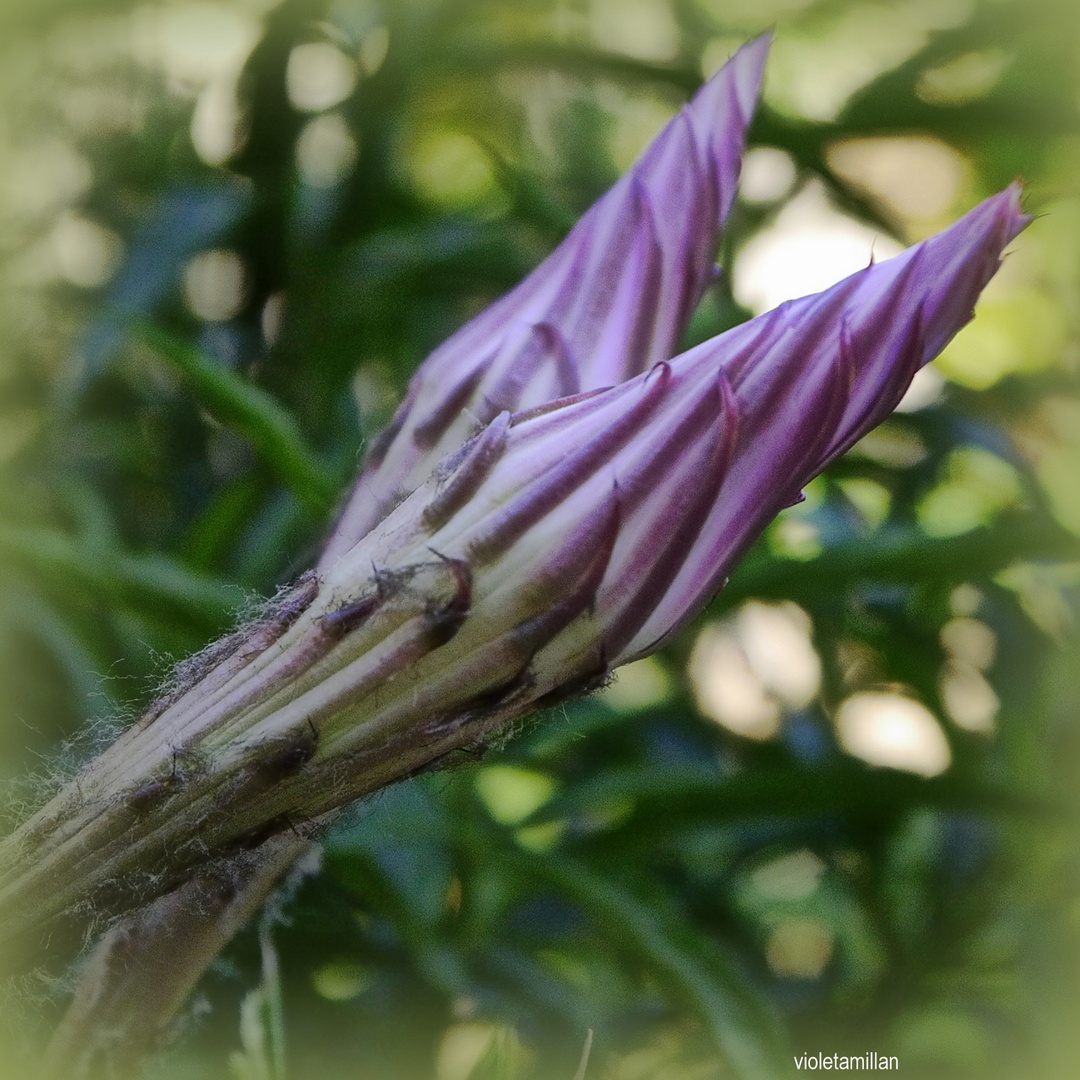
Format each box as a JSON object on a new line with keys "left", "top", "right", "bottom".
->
{"left": 1, "top": 0, "right": 1079, "bottom": 1078}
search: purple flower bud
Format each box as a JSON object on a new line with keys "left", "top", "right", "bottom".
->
{"left": 321, "top": 36, "right": 770, "bottom": 566}
{"left": 339, "top": 184, "right": 1029, "bottom": 691}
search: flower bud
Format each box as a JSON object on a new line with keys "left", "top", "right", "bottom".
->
{"left": 322, "top": 36, "right": 770, "bottom": 564}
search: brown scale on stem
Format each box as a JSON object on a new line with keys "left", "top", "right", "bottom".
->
{"left": 124, "top": 745, "right": 209, "bottom": 816}
{"left": 126, "top": 777, "right": 172, "bottom": 815}
{"left": 319, "top": 594, "right": 381, "bottom": 639}
{"left": 223, "top": 814, "right": 296, "bottom": 854}
{"left": 422, "top": 553, "right": 472, "bottom": 647}
{"left": 253, "top": 720, "right": 320, "bottom": 786}
{"left": 418, "top": 665, "right": 534, "bottom": 741}
{"left": 533, "top": 656, "right": 612, "bottom": 710}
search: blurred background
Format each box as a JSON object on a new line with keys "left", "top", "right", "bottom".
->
{"left": 0, "top": 0, "right": 1078, "bottom": 1077}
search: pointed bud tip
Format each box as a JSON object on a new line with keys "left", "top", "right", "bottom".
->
{"left": 901, "top": 181, "right": 1033, "bottom": 368}
{"left": 989, "top": 181, "right": 1033, "bottom": 244}
{"left": 731, "top": 31, "right": 773, "bottom": 72}
{"left": 741, "top": 30, "right": 775, "bottom": 63}
{"left": 693, "top": 33, "right": 770, "bottom": 129}
{"left": 733, "top": 34, "right": 772, "bottom": 113}
{"left": 920, "top": 182, "right": 1031, "bottom": 281}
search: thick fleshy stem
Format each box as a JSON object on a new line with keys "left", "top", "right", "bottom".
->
{"left": 0, "top": 515, "right": 616, "bottom": 967}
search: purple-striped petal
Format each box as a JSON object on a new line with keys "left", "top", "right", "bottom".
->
{"left": 319, "top": 35, "right": 770, "bottom": 568}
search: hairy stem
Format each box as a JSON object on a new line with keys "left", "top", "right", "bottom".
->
{"left": 0, "top": 535, "right": 598, "bottom": 971}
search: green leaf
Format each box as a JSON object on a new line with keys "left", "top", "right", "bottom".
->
{"left": 0, "top": 522, "right": 238, "bottom": 629}
{"left": 140, "top": 324, "right": 336, "bottom": 516}
{"left": 529, "top": 762, "right": 1053, "bottom": 835}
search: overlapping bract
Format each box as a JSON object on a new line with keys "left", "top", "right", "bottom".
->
{"left": 321, "top": 35, "right": 771, "bottom": 566}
